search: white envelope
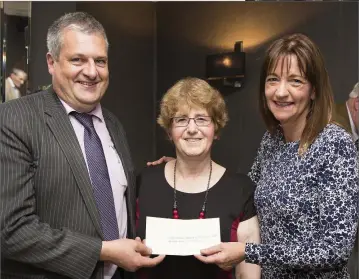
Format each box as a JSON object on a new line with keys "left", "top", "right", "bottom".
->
{"left": 145, "top": 216, "right": 221, "bottom": 256}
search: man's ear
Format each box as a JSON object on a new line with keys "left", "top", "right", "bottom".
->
{"left": 46, "top": 52, "right": 56, "bottom": 75}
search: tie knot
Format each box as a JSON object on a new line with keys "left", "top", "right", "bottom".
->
{"left": 71, "top": 112, "right": 94, "bottom": 131}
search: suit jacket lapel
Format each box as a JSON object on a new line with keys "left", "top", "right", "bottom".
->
{"left": 43, "top": 89, "right": 103, "bottom": 237}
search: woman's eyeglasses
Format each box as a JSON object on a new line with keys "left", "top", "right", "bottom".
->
{"left": 171, "top": 116, "right": 212, "bottom": 127}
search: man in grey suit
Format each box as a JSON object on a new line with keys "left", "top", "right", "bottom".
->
{"left": 0, "top": 12, "right": 164, "bottom": 279}
{"left": 333, "top": 82, "right": 359, "bottom": 279}
{"left": 333, "top": 82, "right": 359, "bottom": 140}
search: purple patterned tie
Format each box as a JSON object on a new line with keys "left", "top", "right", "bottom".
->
{"left": 72, "top": 112, "right": 119, "bottom": 240}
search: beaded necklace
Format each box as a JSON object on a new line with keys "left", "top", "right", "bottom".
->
{"left": 172, "top": 160, "right": 212, "bottom": 219}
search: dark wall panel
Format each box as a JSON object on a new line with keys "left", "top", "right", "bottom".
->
{"left": 30, "top": 2, "right": 76, "bottom": 92}
{"left": 156, "top": 2, "right": 358, "bottom": 173}
{"left": 77, "top": 2, "right": 156, "bottom": 171}
{"left": 5, "top": 15, "right": 27, "bottom": 83}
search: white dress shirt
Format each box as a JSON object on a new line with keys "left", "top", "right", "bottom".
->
{"left": 7, "top": 77, "right": 20, "bottom": 99}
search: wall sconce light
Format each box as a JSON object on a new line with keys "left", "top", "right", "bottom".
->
{"left": 206, "top": 41, "right": 245, "bottom": 88}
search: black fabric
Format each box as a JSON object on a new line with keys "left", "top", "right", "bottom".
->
{"left": 113, "top": 268, "right": 124, "bottom": 279}
{"left": 136, "top": 164, "right": 256, "bottom": 279}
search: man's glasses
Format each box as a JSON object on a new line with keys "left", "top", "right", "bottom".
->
{"left": 171, "top": 116, "right": 212, "bottom": 127}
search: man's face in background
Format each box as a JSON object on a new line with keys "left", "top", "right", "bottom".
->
{"left": 11, "top": 71, "right": 27, "bottom": 88}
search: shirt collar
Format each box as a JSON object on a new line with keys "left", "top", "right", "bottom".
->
{"left": 8, "top": 77, "right": 16, "bottom": 88}
{"left": 346, "top": 102, "right": 359, "bottom": 141}
{"left": 59, "top": 98, "right": 105, "bottom": 122}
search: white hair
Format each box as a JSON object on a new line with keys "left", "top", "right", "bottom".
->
{"left": 349, "top": 82, "right": 359, "bottom": 98}
{"left": 12, "top": 68, "right": 27, "bottom": 78}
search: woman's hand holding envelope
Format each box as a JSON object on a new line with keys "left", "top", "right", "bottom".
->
{"left": 195, "top": 242, "right": 246, "bottom": 270}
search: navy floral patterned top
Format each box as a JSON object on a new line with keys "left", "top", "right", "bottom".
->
{"left": 246, "top": 124, "right": 359, "bottom": 278}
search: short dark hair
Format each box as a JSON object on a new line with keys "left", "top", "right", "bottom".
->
{"left": 47, "top": 12, "right": 108, "bottom": 60}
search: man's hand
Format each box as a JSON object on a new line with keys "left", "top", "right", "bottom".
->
{"left": 100, "top": 238, "right": 165, "bottom": 272}
{"left": 194, "top": 242, "right": 245, "bottom": 271}
{"left": 146, "top": 156, "right": 175, "bottom": 166}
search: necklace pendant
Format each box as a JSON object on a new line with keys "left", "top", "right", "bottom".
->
{"left": 173, "top": 160, "right": 212, "bottom": 221}
{"left": 173, "top": 208, "right": 179, "bottom": 219}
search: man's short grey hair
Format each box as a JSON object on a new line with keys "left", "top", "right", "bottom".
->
{"left": 47, "top": 12, "right": 109, "bottom": 60}
{"left": 349, "top": 82, "right": 359, "bottom": 98}
{"left": 12, "top": 68, "right": 27, "bottom": 78}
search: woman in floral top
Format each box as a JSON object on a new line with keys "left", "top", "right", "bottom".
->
{"left": 197, "top": 33, "right": 359, "bottom": 278}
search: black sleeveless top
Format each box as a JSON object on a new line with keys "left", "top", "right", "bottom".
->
{"left": 136, "top": 164, "right": 256, "bottom": 279}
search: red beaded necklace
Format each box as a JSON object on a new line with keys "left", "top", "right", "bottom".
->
{"left": 172, "top": 160, "right": 213, "bottom": 219}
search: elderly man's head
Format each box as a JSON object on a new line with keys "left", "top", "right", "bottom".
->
{"left": 348, "top": 82, "right": 359, "bottom": 131}
{"left": 10, "top": 68, "right": 27, "bottom": 88}
{"left": 349, "top": 82, "right": 359, "bottom": 99}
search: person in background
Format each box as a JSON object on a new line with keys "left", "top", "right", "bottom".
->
{"left": 3, "top": 68, "right": 27, "bottom": 102}
{"left": 333, "top": 82, "right": 358, "bottom": 148}
{"left": 137, "top": 77, "right": 261, "bottom": 279}
{"left": 332, "top": 82, "right": 359, "bottom": 279}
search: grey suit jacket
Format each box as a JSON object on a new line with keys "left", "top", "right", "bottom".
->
{"left": 333, "top": 103, "right": 352, "bottom": 134}
{"left": 0, "top": 88, "right": 136, "bottom": 279}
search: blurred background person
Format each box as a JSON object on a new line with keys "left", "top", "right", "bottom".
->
{"left": 333, "top": 82, "right": 359, "bottom": 279}
{"left": 3, "top": 68, "right": 27, "bottom": 102}
{"left": 333, "top": 82, "right": 359, "bottom": 149}
{"left": 136, "top": 77, "right": 261, "bottom": 279}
